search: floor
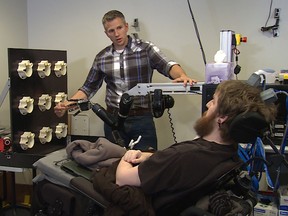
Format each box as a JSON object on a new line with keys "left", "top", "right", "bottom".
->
{"left": 1, "top": 171, "right": 33, "bottom": 216}
{"left": 1, "top": 207, "right": 31, "bottom": 216}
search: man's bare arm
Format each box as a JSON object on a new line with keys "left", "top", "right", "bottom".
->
{"left": 116, "top": 150, "right": 153, "bottom": 186}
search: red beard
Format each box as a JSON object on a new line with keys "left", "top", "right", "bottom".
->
{"left": 194, "top": 111, "right": 216, "bottom": 137}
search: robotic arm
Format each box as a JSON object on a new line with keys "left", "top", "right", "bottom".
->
{"left": 69, "top": 82, "right": 203, "bottom": 145}
{"left": 71, "top": 82, "right": 203, "bottom": 119}
{"left": 68, "top": 93, "right": 134, "bottom": 147}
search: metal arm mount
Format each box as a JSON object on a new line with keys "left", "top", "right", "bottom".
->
{"left": 125, "top": 82, "right": 203, "bottom": 118}
{"left": 125, "top": 82, "right": 203, "bottom": 96}
{"left": 0, "top": 78, "right": 10, "bottom": 108}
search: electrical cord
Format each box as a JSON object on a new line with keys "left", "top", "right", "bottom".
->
{"left": 263, "top": 0, "right": 274, "bottom": 28}
{"left": 187, "top": 0, "right": 207, "bottom": 66}
{"left": 163, "top": 91, "right": 201, "bottom": 145}
{"left": 167, "top": 108, "right": 177, "bottom": 144}
{"left": 233, "top": 47, "right": 241, "bottom": 79}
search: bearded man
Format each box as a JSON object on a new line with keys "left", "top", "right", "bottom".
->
{"left": 93, "top": 80, "right": 276, "bottom": 215}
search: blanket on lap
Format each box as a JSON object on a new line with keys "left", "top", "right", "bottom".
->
{"left": 66, "top": 137, "right": 126, "bottom": 169}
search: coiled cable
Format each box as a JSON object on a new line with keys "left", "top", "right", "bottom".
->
{"left": 167, "top": 108, "right": 177, "bottom": 144}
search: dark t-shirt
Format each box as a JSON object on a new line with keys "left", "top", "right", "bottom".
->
{"left": 138, "top": 137, "right": 240, "bottom": 210}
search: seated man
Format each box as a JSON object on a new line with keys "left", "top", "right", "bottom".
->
{"left": 93, "top": 80, "right": 277, "bottom": 215}
{"left": 116, "top": 80, "right": 275, "bottom": 205}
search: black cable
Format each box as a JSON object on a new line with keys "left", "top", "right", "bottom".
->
{"left": 233, "top": 47, "right": 241, "bottom": 56}
{"left": 187, "top": 0, "right": 207, "bottom": 66}
{"left": 233, "top": 47, "right": 241, "bottom": 79}
{"left": 264, "top": 0, "right": 274, "bottom": 27}
{"left": 167, "top": 108, "right": 177, "bottom": 143}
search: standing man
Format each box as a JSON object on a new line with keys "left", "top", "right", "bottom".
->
{"left": 54, "top": 10, "right": 196, "bottom": 150}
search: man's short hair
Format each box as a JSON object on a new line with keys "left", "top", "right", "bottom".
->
{"left": 102, "top": 10, "right": 126, "bottom": 25}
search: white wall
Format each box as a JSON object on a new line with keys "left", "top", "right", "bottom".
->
{"left": 1, "top": 0, "right": 288, "bottom": 150}
{"left": 0, "top": 0, "right": 30, "bottom": 184}
{"left": 0, "top": 0, "right": 28, "bottom": 129}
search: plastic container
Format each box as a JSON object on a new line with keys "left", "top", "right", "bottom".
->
{"left": 205, "top": 62, "right": 234, "bottom": 84}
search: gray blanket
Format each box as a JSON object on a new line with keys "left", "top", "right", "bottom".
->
{"left": 66, "top": 137, "right": 126, "bottom": 170}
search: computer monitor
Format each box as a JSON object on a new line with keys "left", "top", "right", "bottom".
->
{"left": 201, "top": 84, "right": 218, "bottom": 113}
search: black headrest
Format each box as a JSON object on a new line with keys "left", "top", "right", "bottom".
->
{"left": 229, "top": 112, "right": 269, "bottom": 144}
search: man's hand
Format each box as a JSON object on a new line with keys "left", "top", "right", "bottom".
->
{"left": 122, "top": 150, "right": 152, "bottom": 164}
{"left": 172, "top": 74, "right": 197, "bottom": 86}
{"left": 54, "top": 90, "right": 88, "bottom": 117}
{"left": 54, "top": 101, "right": 69, "bottom": 117}
{"left": 169, "top": 64, "right": 197, "bottom": 86}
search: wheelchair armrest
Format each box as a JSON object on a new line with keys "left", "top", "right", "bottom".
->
{"left": 70, "top": 176, "right": 110, "bottom": 209}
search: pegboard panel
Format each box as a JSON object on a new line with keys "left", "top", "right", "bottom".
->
{"left": 8, "top": 48, "right": 68, "bottom": 156}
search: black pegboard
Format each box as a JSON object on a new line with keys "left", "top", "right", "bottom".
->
{"left": 8, "top": 48, "right": 68, "bottom": 157}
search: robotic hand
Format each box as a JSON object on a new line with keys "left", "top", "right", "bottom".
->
{"left": 68, "top": 93, "right": 134, "bottom": 147}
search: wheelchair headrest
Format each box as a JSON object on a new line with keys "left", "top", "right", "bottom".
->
{"left": 229, "top": 112, "right": 269, "bottom": 144}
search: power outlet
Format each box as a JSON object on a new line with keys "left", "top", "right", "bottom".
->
{"left": 71, "top": 114, "right": 89, "bottom": 136}
{"left": 274, "top": 8, "right": 280, "bottom": 18}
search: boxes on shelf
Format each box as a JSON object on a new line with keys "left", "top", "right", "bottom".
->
{"left": 254, "top": 202, "right": 278, "bottom": 216}
{"left": 279, "top": 210, "right": 288, "bottom": 216}
{"left": 279, "top": 186, "right": 288, "bottom": 213}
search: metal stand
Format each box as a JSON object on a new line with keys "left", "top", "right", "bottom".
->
{"left": 1, "top": 169, "right": 31, "bottom": 216}
{"left": 0, "top": 78, "right": 10, "bottom": 108}
{"left": 220, "top": 30, "right": 235, "bottom": 63}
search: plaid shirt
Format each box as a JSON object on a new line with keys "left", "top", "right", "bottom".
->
{"left": 79, "top": 35, "right": 178, "bottom": 109}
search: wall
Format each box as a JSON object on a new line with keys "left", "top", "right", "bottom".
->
{"left": 0, "top": 0, "right": 32, "bottom": 185}
{"left": 1, "top": 0, "right": 287, "bottom": 151}
{"left": 0, "top": 0, "right": 28, "bottom": 128}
